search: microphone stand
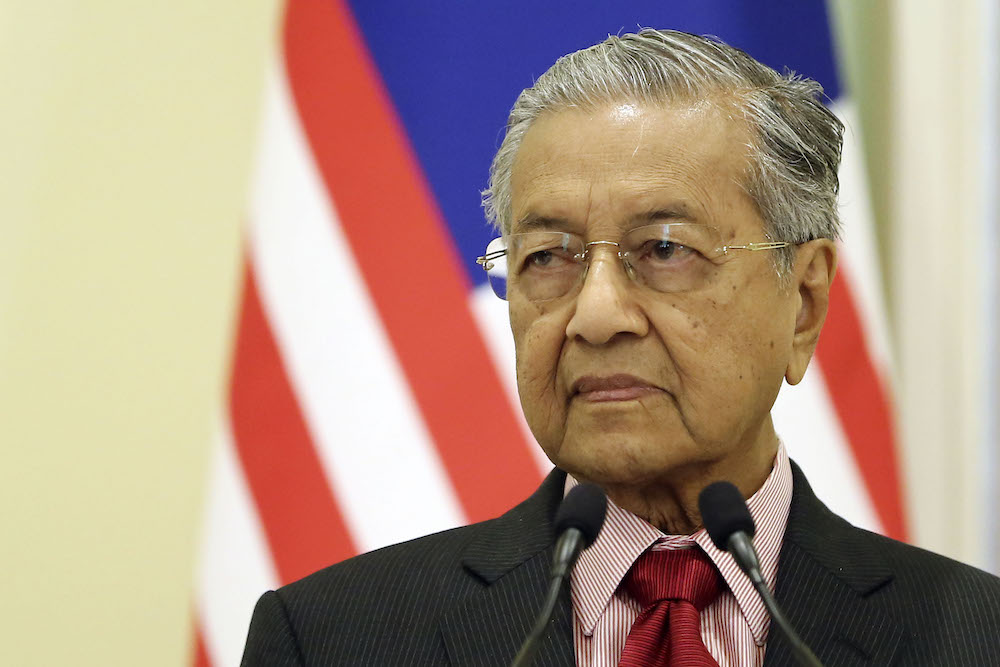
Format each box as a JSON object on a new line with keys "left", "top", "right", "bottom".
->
{"left": 700, "top": 481, "right": 823, "bottom": 667}
{"left": 728, "top": 529, "right": 823, "bottom": 667}
{"left": 510, "top": 528, "right": 585, "bottom": 667}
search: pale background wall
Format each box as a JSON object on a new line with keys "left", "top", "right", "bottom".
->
{"left": 832, "top": 1, "right": 998, "bottom": 569}
{"left": 885, "top": 0, "right": 998, "bottom": 579}
{"left": 0, "top": 1, "right": 282, "bottom": 665}
{"left": 0, "top": 2, "right": 995, "bottom": 666}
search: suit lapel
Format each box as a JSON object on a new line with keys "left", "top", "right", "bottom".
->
{"left": 440, "top": 469, "right": 575, "bottom": 667}
{"left": 764, "top": 463, "right": 907, "bottom": 666}
{"left": 439, "top": 461, "right": 910, "bottom": 666}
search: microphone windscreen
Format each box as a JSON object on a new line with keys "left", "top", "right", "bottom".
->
{"left": 554, "top": 483, "right": 607, "bottom": 548}
{"left": 698, "top": 481, "right": 756, "bottom": 550}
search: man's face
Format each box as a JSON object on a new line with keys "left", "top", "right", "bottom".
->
{"left": 508, "top": 100, "right": 804, "bottom": 489}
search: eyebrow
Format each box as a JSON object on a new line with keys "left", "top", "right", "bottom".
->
{"left": 632, "top": 205, "right": 699, "bottom": 224}
{"left": 511, "top": 215, "right": 576, "bottom": 234}
{"left": 511, "top": 203, "right": 700, "bottom": 234}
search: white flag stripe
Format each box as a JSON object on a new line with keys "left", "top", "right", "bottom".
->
{"left": 196, "top": 419, "right": 279, "bottom": 667}
{"left": 470, "top": 285, "right": 555, "bottom": 476}
{"left": 249, "top": 62, "right": 466, "bottom": 553}
{"left": 831, "top": 100, "right": 895, "bottom": 381}
{"left": 771, "top": 362, "right": 882, "bottom": 532}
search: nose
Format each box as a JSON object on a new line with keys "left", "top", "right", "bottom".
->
{"left": 565, "top": 250, "right": 648, "bottom": 345}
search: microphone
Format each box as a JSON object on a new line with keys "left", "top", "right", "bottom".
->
{"left": 699, "top": 481, "right": 823, "bottom": 667}
{"left": 511, "top": 482, "right": 607, "bottom": 667}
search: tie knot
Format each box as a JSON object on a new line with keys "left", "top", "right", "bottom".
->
{"left": 624, "top": 548, "right": 723, "bottom": 611}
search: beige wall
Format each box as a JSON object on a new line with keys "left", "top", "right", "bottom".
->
{"left": 888, "top": 0, "right": 996, "bottom": 569}
{"left": 0, "top": 2, "right": 281, "bottom": 665}
{"left": 833, "top": 0, "right": 996, "bottom": 570}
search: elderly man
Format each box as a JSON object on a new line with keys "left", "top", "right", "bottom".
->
{"left": 242, "top": 30, "right": 1000, "bottom": 666}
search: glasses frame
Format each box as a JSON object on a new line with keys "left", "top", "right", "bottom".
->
{"left": 475, "top": 227, "right": 791, "bottom": 300}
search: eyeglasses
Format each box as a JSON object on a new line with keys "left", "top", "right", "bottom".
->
{"left": 475, "top": 223, "right": 790, "bottom": 301}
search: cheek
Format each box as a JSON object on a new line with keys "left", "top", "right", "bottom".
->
{"left": 511, "top": 302, "right": 567, "bottom": 410}
{"left": 514, "top": 329, "right": 558, "bottom": 393}
{"left": 648, "top": 293, "right": 730, "bottom": 364}
{"left": 659, "top": 286, "right": 792, "bottom": 409}
{"left": 513, "top": 320, "right": 570, "bottom": 456}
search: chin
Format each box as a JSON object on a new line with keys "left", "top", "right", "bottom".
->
{"left": 547, "top": 433, "right": 705, "bottom": 488}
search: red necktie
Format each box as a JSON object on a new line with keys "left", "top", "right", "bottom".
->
{"left": 618, "top": 548, "right": 723, "bottom": 667}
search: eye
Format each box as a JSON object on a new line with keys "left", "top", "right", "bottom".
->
{"left": 638, "top": 239, "right": 695, "bottom": 263}
{"left": 519, "top": 247, "right": 574, "bottom": 272}
{"left": 527, "top": 250, "right": 555, "bottom": 267}
{"left": 650, "top": 240, "right": 677, "bottom": 260}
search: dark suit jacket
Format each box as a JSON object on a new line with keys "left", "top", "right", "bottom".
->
{"left": 242, "top": 463, "right": 1000, "bottom": 665}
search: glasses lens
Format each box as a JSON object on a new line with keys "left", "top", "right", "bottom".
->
{"left": 622, "top": 224, "right": 720, "bottom": 293}
{"left": 507, "top": 232, "right": 585, "bottom": 301}
{"left": 482, "top": 237, "right": 509, "bottom": 300}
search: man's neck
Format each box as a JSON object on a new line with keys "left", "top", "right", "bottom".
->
{"left": 598, "top": 424, "right": 779, "bottom": 534}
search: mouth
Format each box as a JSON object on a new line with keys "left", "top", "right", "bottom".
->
{"left": 571, "top": 374, "right": 662, "bottom": 403}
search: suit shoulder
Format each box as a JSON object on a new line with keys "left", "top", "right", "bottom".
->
{"left": 243, "top": 471, "right": 565, "bottom": 664}
{"left": 254, "top": 520, "right": 499, "bottom": 665}
{"left": 280, "top": 519, "right": 493, "bottom": 605}
{"left": 788, "top": 461, "right": 1000, "bottom": 603}
{"left": 277, "top": 468, "right": 565, "bottom": 607}
{"left": 861, "top": 528, "right": 1000, "bottom": 596}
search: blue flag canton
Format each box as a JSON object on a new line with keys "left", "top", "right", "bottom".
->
{"left": 347, "top": 1, "right": 841, "bottom": 285}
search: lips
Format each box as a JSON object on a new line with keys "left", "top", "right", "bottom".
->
{"left": 571, "top": 374, "right": 662, "bottom": 402}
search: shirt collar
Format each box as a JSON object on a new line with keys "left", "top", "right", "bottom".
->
{"left": 567, "top": 442, "right": 793, "bottom": 646}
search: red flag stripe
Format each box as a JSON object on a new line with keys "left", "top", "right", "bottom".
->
{"left": 282, "top": 0, "right": 542, "bottom": 522}
{"left": 230, "top": 261, "right": 358, "bottom": 583}
{"left": 816, "top": 271, "right": 907, "bottom": 540}
{"left": 192, "top": 618, "right": 211, "bottom": 667}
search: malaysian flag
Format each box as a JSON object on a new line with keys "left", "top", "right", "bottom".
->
{"left": 193, "top": 2, "right": 904, "bottom": 664}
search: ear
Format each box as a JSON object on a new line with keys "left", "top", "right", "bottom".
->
{"left": 785, "top": 239, "right": 837, "bottom": 385}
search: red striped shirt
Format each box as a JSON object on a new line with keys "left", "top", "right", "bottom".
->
{"left": 568, "top": 442, "right": 793, "bottom": 666}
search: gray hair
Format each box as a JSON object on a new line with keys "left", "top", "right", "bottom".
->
{"left": 481, "top": 29, "right": 844, "bottom": 274}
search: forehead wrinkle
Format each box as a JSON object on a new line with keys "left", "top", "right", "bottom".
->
{"left": 511, "top": 102, "right": 759, "bottom": 240}
{"left": 515, "top": 174, "right": 712, "bottom": 239}
{"left": 630, "top": 112, "right": 649, "bottom": 159}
